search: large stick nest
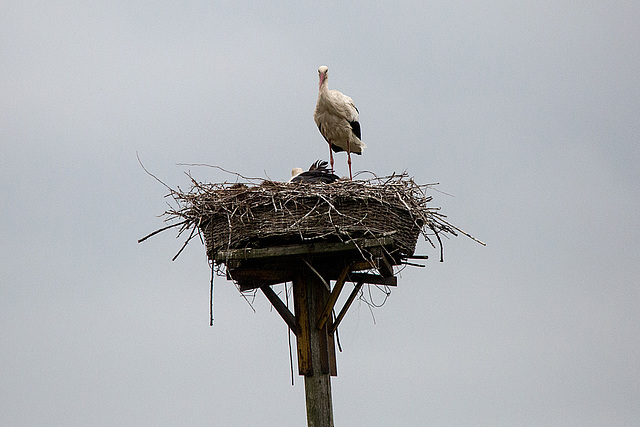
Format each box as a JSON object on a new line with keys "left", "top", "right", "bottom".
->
{"left": 146, "top": 172, "right": 481, "bottom": 262}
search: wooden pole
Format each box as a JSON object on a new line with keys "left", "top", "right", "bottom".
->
{"left": 293, "top": 266, "right": 334, "bottom": 427}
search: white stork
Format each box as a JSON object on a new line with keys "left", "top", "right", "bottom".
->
{"left": 313, "top": 65, "right": 366, "bottom": 180}
{"left": 288, "top": 160, "right": 340, "bottom": 184}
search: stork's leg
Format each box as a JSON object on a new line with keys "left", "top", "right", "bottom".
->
{"left": 347, "top": 139, "right": 353, "bottom": 180}
{"left": 329, "top": 146, "right": 334, "bottom": 172}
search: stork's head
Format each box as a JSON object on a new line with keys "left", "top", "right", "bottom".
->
{"left": 287, "top": 167, "right": 304, "bottom": 183}
{"left": 318, "top": 65, "right": 328, "bottom": 88}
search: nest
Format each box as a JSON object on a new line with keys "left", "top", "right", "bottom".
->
{"left": 147, "top": 172, "right": 478, "bottom": 263}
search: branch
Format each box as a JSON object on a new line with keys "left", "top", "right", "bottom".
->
{"left": 138, "top": 221, "right": 186, "bottom": 243}
{"left": 136, "top": 152, "right": 172, "bottom": 191}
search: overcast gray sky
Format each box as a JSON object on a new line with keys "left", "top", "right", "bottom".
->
{"left": 2, "top": 1, "right": 639, "bottom": 426}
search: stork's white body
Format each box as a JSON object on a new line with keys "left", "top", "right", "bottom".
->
{"left": 313, "top": 66, "right": 365, "bottom": 179}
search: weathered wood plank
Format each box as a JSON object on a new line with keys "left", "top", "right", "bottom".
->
{"left": 317, "top": 264, "right": 352, "bottom": 331}
{"left": 377, "top": 255, "right": 395, "bottom": 278}
{"left": 227, "top": 268, "right": 296, "bottom": 291}
{"left": 368, "top": 246, "right": 396, "bottom": 277}
{"left": 350, "top": 260, "right": 377, "bottom": 272}
{"left": 330, "top": 280, "right": 365, "bottom": 335}
{"left": 293, "top": 275, "right": 312, "bottom": 376}
{"left": 304, "top": 373, "right": 334, "bottom": 427}
{"left": 260, "top": 285, "right": 297, "bottom": 333}
{"left": 328, "top": 328, "right": 337, "bottom": 377}
{"left": 214, "top": 237, "right": 396, "bottom": 262}
{"left": 228, "top": 268, "right": 293, "bottom": 283}
{"left": 301, "top": 267, "right": 335, "bottom": 426}
{"left": 302, "top": 258, "right": 331, "bottom": 291}
{"left": 347, "top": 273, "right": 397, "bottom": 286}
{"left": 317, "top": 292, "right": 331, "bottom": 376}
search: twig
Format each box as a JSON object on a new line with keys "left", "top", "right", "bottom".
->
{"left": 138, "top": 221, "right": 186, "bottom": 243}
{"left": 172, "top": 223, "right": 198, "bottom": 261}
{"left": 137, "top": 152, "right": 172, "bottom": 191}
{"left": 209, "top": 260, "right": 214, "bottom": 326}
{"left": 176, "top": 163, "right": 265, "bottom": 182}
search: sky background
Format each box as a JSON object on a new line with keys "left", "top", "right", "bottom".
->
{"left": 2, "top": 1, "right": 639, "bottom": 425}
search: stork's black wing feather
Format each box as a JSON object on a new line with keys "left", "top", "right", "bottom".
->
{"left": 291, "top": 159, "right": 339, "bottom": 183}
{"left": 350, "top": 121, "right": 361, "bottom": 139}
{"left": 309, "top": 160, "right": 330, "bottom": 172}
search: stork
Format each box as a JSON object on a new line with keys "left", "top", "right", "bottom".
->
{"left": 313, "top": 65, "right": 366, "bottom": 180}
{"left": 288, "top": 160, "right": 340, "bottom": 184}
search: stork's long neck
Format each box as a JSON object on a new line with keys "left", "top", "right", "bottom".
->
{"left": 318, "top": 75, "right": 328, "bottom": 94}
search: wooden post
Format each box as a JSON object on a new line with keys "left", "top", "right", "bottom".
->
{"left": 215, "top": 238, "right": 404, "bottom": 426}
{"left": 293, "top": 264, "right": 334, "bottom": 427}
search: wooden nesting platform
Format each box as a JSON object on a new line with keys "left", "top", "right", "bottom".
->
{"left": 141, "top": 174, "right": 474, "bottom": 318}
{"left": 149, "top": 176, "right": 465, "bottom": 339}
{"left": 214, "top": 236, "right": 407, "bottom": 379}
{"left": 215, "top": 236, "right": 402, "bottom": 292}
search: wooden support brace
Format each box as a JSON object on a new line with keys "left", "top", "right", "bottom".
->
{"left": 327, "top": 327, "right": 337, "bottom": 377}
{"left": 330, "top": 281, "right": 364, "bottom": 334}
{"left": 260, "top": 284, "right": 297, "bottom": 333}
{"left": 317, "top": 263, "right": 352, "bottom": 331}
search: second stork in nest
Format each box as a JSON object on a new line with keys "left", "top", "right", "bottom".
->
{"left": 289, "top": 160, "right": 340, "bottom": 184}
